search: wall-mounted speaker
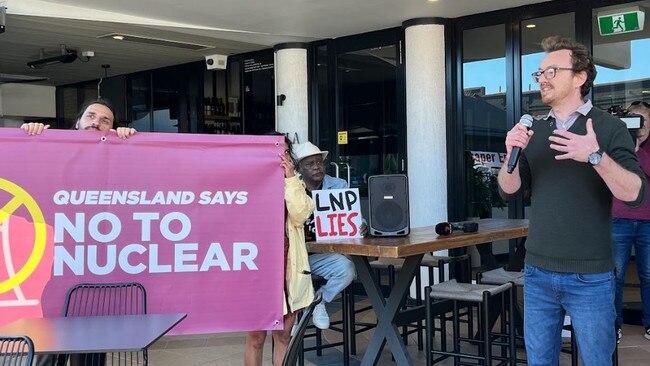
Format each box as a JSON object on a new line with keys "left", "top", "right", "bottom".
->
{"left": 368, "top": 174, "right": 410, "bottom": 236}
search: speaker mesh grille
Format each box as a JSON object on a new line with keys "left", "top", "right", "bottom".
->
{"left": 373, "top": 201, "right": 404, "bottom": 229}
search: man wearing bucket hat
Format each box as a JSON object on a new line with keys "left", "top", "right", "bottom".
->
{"left": 293, "top": 141, "right": 359, "bottom": 329}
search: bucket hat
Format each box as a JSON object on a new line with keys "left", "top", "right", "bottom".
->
{"left": 292, "top": 141, "right": 329, "bottom": 163}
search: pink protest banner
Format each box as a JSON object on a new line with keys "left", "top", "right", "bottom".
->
{"left": 0, "top": 129, "right": 286, "bottom": 334}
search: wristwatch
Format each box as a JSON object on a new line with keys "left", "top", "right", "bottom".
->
{"left": 588, "top": 149, "right": 603, "bottom": 166}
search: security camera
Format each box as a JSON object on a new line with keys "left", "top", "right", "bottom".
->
{"left": 205, "top": 54, "right": 227, "bottom": 70}
{"left": 1, "top": 6, "right": 6, "bottom": 34}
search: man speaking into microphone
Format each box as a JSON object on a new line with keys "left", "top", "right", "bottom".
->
{"left": 506, "top": 114, "right": 534, "bottom": 173}
{"left": 498, "top": 36, "right": 646, "bottom": 366}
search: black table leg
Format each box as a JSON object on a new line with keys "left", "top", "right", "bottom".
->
{"left": 352, "top": 254, "right": 423, "bottom": 366}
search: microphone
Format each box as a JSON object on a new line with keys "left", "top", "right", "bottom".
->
{"left": 507, "top": 114, "right": 534, "bottom": 174}
{"left": 435, "top": 221, "right": 479, "bottom": 236}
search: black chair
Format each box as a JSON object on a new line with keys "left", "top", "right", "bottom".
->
{"left": 0, "top": 335, "right": 35, "bottom": 365}
{"left": 299, "top": 277, "right": 351, "bottom": 366}
{"left": 63, "top": 282, "right": 148, "bottom": 366}
{"left": 282, "top": 293, "right": 323, "bottom": 366}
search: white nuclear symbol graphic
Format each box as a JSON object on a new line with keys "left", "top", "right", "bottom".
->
{"left": 0, "top": 216, "right": 40, "bottom": 307}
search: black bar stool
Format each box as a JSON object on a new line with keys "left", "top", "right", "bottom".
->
{"left": 369, "top": 253, "right": 472, "bottom": 350}
{"left": 477, "top": 267, "right": 525, "bottom": 364}
{"left": 425, "top": 279, "right": 516, "bottom": 366}
{"left": 299, "top": 277, "right": 350, "bottom": 366}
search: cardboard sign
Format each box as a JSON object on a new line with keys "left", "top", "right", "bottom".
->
{"left": 312, "top": 188, "right": 363, "bottom": 241}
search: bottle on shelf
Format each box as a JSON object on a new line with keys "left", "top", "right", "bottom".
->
{"left": 211, "top": 97, "right": 218, "bottom": 115}
{"left": 218, "top": 98, "right": 225, "bottom": 116}
{"left": 204, "top": 98, "right": 211, "bottom": 116}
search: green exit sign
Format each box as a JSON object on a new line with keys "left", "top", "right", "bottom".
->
{"left": 598, "top": 9, "right": 645, "bottom": 36}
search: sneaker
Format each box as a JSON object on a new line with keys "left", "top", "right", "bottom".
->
{"left": 312, "top": 302, "right": 330, "bottom": 330}
{"left": 617, "top": 327, "right": 622, "bottom": 344}
{"left": 645, "top": 327, "right": 650, "bottom": 340}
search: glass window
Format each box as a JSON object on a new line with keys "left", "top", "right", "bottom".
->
{"left": 519, "top": 13, "right": 575, "bottom": 217}
{"left": 315, "top": 45, "right": 332, "bottom": 151}
{"left": 592, "top": 1, "right": 650, "bottom": 112}
{"left": 521, "top": 13, "right": 575, "bottom": 118}
{"left": 242, "top": 52, "right": 274, "bottom": 135}
{"left": 55, "top": 82, "right": 99, "bottom": 129}
{"left": 125, "top": 63, "right": 201, "bottom": 133}
{"left": 463, "top": 24, "right": 508, "bottom": 220}
{"left": 153, "top": 69, "right": 180, "bottom": 133}
{"left": 128, "top": 74, "right": 152, "bottom": 132}
{"left": 57, "top": 87, "right": 82, "bottom": 129}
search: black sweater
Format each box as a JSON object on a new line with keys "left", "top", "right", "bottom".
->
{"left": 519, "top": 107, "right": 646, "bottom": 273}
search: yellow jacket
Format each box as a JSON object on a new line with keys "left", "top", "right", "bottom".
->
{"left": 284, "top": 176, "right": 315, "bottom": 314}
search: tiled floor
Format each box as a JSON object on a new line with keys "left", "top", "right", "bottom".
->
{"left": 148, "top": 299, "right": 650, "bottom": 366}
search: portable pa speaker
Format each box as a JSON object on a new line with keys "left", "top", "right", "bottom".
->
{"left": 368, "top": 174, "right": 410, "bottom": 236}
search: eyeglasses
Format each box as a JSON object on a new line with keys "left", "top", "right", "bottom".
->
{"left": 531, "top": 67, "right": 575, "bottom": 83}
{"left": 300, "top": 157, "right": 324, "bottom": 170}
{"left": 630, "top": 101, "right": 650, "bottom": 109}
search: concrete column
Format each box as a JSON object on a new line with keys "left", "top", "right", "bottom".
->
{"left": 274, "top": 43, "right": 309, "bottom": 144}
{"left": 403, "top": 19, "right": 448, "bottom": 228}
{"left": 404, "top": 18, "right": 449, "bottom": 292}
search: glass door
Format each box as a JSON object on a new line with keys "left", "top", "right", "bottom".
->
{"left": 313, "top": 29, "right": 404, "bottom": 217}
{"left": 335, "top": 43, "right": 401, "bottom": 198}
{"left": 462, "top": 24, "right": 508, "bottom": 221}
{"left": 311, "top": 29, "right": 405, "bottom": 219}
{"left": 461, "top": 24, "right": 508, "bottom": 269}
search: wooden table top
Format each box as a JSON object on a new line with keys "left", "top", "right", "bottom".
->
{"left": 0, "top": 313, "right": 186, "bottom": 354}
{"left": 306, "top": 218, "right": 528, "bottom": 258}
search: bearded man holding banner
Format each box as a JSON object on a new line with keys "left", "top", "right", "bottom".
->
{"left": 22, "top": 98, "right": 135, "bottom": 366}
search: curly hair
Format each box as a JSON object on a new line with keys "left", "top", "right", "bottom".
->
{"left": 541, "top": 36, "right": 597, "bottom": 97}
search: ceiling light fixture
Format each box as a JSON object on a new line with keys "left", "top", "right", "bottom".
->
{"left": 98, "top": 33, "right": 212, "bottom": 51}
{"left": 526, "top": 24, "right": 536, "bottom": 28}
